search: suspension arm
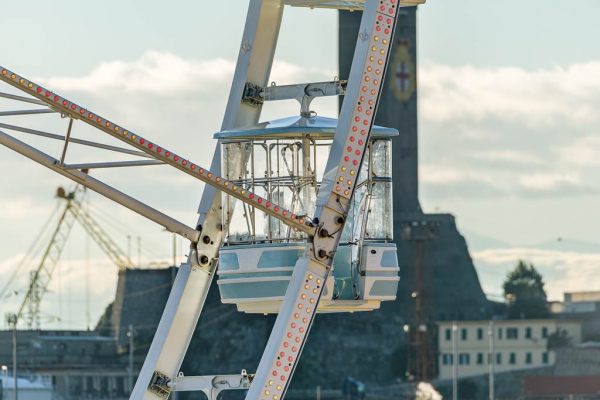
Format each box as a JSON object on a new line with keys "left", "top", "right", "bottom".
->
{"left": 0, "top": 67, "right": 314, "bottom": 236}
{"left": 0, "top": 129, "right": 200, "bottom": 242}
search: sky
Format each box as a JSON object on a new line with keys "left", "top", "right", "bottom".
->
{"left": 1, "top": 0, "right": 600, "bottom": 328}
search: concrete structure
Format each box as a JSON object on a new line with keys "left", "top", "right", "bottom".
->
{"left": 107, "top": 267, "right": 177, "bottom": 351}
{"left": 552, "top": 291, "right": 600, "bottom": 342}
{"left": 564, "top": 291, "right": 600, "bottom": 314}
{"left": 437, "top": 319, "right": 582, "bottom": 380}
{"left": 339, "top": 7, "right": 492, "bottom": 327}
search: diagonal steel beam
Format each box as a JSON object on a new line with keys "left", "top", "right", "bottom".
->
{"left": 0, "top": 129, "right": 200, "bottom": 242}
{"left": 0, "top": 67, "right": 314, "bottom": 236}
{"left": 0, "top": 109, "right": 56, "bottom": 116}
{"left": 0, "top": 121, "right": 154, "bottom": 158}
{"left": 246, "top": 1, "right": 402, "bottom": 399}
{"left": 0, "top": 91, "right": 46, "bottom": 105}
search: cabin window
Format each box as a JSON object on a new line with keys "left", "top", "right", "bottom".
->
{"left": 221, "top": 138, "right": 394, "bottom": 244}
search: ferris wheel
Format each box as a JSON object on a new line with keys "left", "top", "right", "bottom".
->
{"left": 0, "top": 0, "right": 426, "bottom": 399}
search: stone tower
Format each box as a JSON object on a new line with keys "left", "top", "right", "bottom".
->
{"left": 339, "top": 8, "right": 491, "bottom": 323}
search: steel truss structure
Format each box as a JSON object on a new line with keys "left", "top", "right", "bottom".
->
{"left": 0, "top": 0, "right": 425, "bottom": 399}
{"left": 8, "top": 185, "right": 134, "bottom": 330}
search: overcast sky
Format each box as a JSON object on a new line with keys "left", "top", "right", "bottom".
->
{"left": 1, "top": 0, "right": 599, "bottom": 328}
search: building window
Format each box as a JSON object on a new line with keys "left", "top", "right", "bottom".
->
{"left": 498, "top": 328, "right": 503, "bottom": 340}
{"left": 459, "top": 353, "right": 470, "bottom": 365}
{"left": 496, "top": 353, "right": 502, "bottom": 365}
{"left": 525, "top": 352, "right": 532, "bottom": 364}
{"left": 525, "top": 327, "right": 532, "bottom": 339}
{"left": 542, "top": 327, "right": 549, "bottom": 338}
{"left": 477, "top": 353, "right": 484, "bottom": 365}
{"left": 461, "top": 328, "right": 468, "bottom": 341}
{"left": 445, "top": 328, "right": 452, "bottom": 341}
{"left": 509, "top": 352, "right": 516, "bottom": 364}
{"left": 477, "top": 328, "right": 484, "bottom": 340}
{"left": 442, "top": 354, "right": 453, "bottom": 365}
{"left": 507, "top": 327, "right": 518, "bottom": 339}
{"left": 542, "top": 352, "right": 549, "bottom": 364}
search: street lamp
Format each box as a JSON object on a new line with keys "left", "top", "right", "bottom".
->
{"left": 6, "top": 313, "right": 18, "bottom": 400}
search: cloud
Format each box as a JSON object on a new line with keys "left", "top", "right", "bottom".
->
{"left": 420, "top": 164, "right": 594, "bottom": 199}
{"left": 470, "top": 150, "right": 544, "bottom": 167}
{"left": 42, "top": 52, "right": 234, "bottom": 94}
{"left": 473, "top": 247, "right": 600, "bottom": 301}
{"left": 0, "top": 197, "right": 51, "bottom": 218}
{"left": 40, "top": 51, "right": 335, "bottom": 95}
{"left": 558, "top": 135, "right": 600, "bottom": 166}
{"left": 420, "top": 62, "right": 600, "bottom": 128}
{"left": 419, "top": 61, "right": 600, "bottom": 201}
{"left": 518, "top": 172, "right": 591, "bottom": 194}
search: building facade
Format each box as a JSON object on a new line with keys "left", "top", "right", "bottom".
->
{"left": 437, "top": 319, "right": 582, "bottom": 380}
{"left": 0, "top": 330, "right": 138, "bottom": 400}
{"left": 564, "top": 291, "right": 600, "bottom": 314}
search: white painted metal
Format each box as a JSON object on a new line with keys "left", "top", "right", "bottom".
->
{"left": 0, "top": 121, "right": 152, "bottom": 158}
{"left": 130, "top": 1, "right": 286, "bottom": 399}
{"left": 0, "top": 67, "right": 312, "bottom": 235}
{"left": 0, "top": 91, "right": 46, "bottom": 105}
{"left": 63, "top": 160, "right": 164, "bottom": 170}
{"left": 284, "top": 0, "right": 425, "bottom": 9}
{"left": 169, "top": 371, "right": 253, "bottom": 399}
{"left": 0, "top": 129, "right": 200, "bottom": 242}
{"left": 0, "top": 0, "right": 411, "bottom": 397}
{"left": 247, "top": 2, "right": 401, "bottom": 399}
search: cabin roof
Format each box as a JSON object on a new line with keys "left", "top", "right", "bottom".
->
{"left": 214, "top": 115, "right": 399, "bottom": 140}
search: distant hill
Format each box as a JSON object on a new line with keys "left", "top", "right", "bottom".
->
{"left": 530, "top": 238, "right": 600, "bottom": 254}
{"left": 461, "top": 229, "right": 513, "bottom": 252}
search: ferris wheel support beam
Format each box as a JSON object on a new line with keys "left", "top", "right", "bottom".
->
{"left": 0, "top": 67, "right": 312, "bottom": 236}
{"left": 0, "top": 129, "right": 200, "bottom": 243}
{"left": 247, "top": 1, "right": 402, "bottom": 399}
{"left": 130, "top": 1, "right": 286, "bottom": 399}
{"left": 0, "top": 0, "right": 405, "bottom": 397}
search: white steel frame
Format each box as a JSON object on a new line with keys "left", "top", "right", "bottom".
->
{"left": 0, "top": 0, "right": 415, "bottom": 399}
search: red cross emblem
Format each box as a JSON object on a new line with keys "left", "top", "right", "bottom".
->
{"left": 396, "top": 62, "right": 410, "bottom": 92}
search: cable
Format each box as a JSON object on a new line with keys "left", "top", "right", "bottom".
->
{"left": 0, "top": 200, "right": 61, "bottom": 300}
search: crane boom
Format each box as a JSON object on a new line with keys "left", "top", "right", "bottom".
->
{"left": 69, "top": 200, "right": 133, "bottom": 270}
{"left": 16, "top": 192, "right": 77, "bottom": 329}
{"left": 11, "top": 186, "right": 133, "bottom": 329}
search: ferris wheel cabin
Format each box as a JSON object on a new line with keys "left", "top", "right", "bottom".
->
{"left": 215, "top": 114, "right": 399, "bottom": 313}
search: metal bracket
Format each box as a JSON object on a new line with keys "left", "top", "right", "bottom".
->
{"left": 242, "top": 80, "right": 347, "bottom": 115}
{"left": 168, "top": 370, "right": 253, "bottom": 400}
{"left": 242, "top": 82, "right": 264, "bottom": 106}
{"left": 148, "top": 371, "right": 171, "bottom": 400}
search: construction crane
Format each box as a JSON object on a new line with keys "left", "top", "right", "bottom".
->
{"left": 0, "top": 1, "right": 427, "bottom": 399}
{"left": 6, "top": 185, "right": 133, "bottom": 330}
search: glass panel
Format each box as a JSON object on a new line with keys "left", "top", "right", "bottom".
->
{"left": 371, "top": 140, "right": 392, "bottom": 177}
{"left": 366, "top": 180, "right": 393, "bottom": 240}
{"left": 221, "top": 136, "right": 393, "bottom": 244}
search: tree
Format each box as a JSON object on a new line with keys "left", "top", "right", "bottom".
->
{"left": 502, "top": 260, "right": 549, "bottom": 319}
